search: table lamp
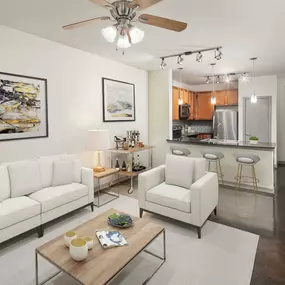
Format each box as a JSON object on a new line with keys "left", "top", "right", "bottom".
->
{"left": 87, "top": 130, "right": 110, "bottom": 172}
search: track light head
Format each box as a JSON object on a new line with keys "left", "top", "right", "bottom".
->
{"left": 177, "top": 55, "right": 183, "bottom": 65}
{"left": 241, "top": 72, "right": 248, "bottom": 82}
{"left": 225, "top": 74, "right": 230, "bottom": 83}
{"left": 216, "top": 76, "right": 220, "bottom": 84}
{"left": 214, "top": 48, "right": 223, "bottom": 60}
{"left": 160, "top": 58, "right": 167, "bottom": 69}
{"left": 196, "top": 52, "right": 203, "bottom": 63}
{"left": 206, "top": 76, "right": 210, "bottom": 84}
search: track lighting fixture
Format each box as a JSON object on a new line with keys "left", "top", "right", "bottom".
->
{"left": 177, "top": 55, "right": 183, "bottom": 65}
{"left": 225, "top": 74, "right": 231, "bottom": 83}
{"left": 214, "top": 48, "right": 223, "bottom": 60}
{"left": 196, "top": 52, "right": 203, "bottom": 63}
{"left": 216, "top": 76, "right": 220, "bottom": 84}
{"left": 160, "top": 58, "right": 167, "bottom": 69}
{"left": 206, "top": 76, "right": 210, "bottom": 84}
{"left": 250, "top": 57, "right": 258, "bottom": 103}
{"left": 210, "top": 63, "right": 217, "bottom": 105}
{"left": 241, "top": 72, "right": 248, "bottom": 82}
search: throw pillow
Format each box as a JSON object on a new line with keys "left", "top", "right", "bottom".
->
{"left": 73, "top": 159, "right": 82, "bottom": 183}
{"left": 165, "top": 154, "right": 194, "bottom": 189}
{"left": 8, "top": 160, "right": 43, "bottom": 197}
{"left": 52, "top": 159, "right": 74, "bottom": 187}
{"left": 38, "top": 157, "right": 59, "bottom": 188}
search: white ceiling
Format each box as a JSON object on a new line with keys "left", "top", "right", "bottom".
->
{"left": 1, "top": 0, "right": 285, "bottom": 84}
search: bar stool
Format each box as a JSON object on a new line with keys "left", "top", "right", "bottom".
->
{"left": 202, "top": 151, "right": 224, "bottom": 184}
{"left": 170, "top": 146, "right": 191, "bottom": 157}
{"left": 233, "top": 153, "right": 260, "bottom": 191}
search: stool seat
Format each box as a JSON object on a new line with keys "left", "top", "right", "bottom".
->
{"left": 202, "top": 151, "right": 224, "bottom": 160}
{"left": 234, "top": 153, "right": 260, "bottom": 165}
{"left": 170, "top": 146, "right": 191, "bottom": 157}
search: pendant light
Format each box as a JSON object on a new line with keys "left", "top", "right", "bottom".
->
{"left": 250, "top": 57, "right": 257, "bottom": 103}
{"left": 178, "top": 67, "right": 183, "bottom": 105}
{"left": 210, "top": 63, "right": 216, "bottom": 105}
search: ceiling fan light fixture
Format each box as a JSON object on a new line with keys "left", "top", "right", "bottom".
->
{"left": 129, "top": 26, "right": 144, "bottom": 44}
{"left": 196, "top": 52, "right": 203, "bottom": 63}
{"left": 117, "top": 34, "right": 131, "bottom": 49}
{"left": 101, "top": 25, "right": 117, "bottom": 43}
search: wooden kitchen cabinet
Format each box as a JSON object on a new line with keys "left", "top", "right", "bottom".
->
{"left": 196, "top": 92, "right": 214, "bottom": 120}
{"left": 225, "top": 89, "right": 238, "bottom": 105}
{"left": 172, "top": 87, "right": 179, "bottom": 120}
{"left": 215, "top": 91, "right": 226, "bottom": 106}
{"left": 188, "top": 91, "right": 196, "bottom": 120}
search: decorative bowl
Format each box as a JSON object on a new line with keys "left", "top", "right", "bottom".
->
{"left": 69, "top": 238, "right": 88, "bottom": 261}
{"left": 108, "top": 213, "right": 133, "bottom": 228}
{"left": 64, "top": 231, "right": 77, "bottom": 248}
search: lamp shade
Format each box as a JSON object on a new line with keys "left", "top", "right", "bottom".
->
{"left": 87, "top": 130, "right": 110, "bottom": 151}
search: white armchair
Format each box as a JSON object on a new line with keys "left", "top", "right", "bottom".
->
{"left": 138, "top": 155, "right": 219, "bottom": 238}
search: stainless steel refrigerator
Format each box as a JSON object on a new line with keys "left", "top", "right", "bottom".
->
{"left": 213, "top": 107, "right": 238, "bottom": 140}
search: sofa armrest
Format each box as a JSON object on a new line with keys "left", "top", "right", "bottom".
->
{"left": 190, "top": 172, "right": 219, "bottom": 226}
{"left": 81, "top": 167, "right": 94, "bottom": 203}
{"left": 138, "top": 165, "right": 166, "bottom": 208}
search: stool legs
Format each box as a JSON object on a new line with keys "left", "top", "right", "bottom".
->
{"left": 218, "top": 159, "right": 224, "bottom": 184}
{"left": 208, "top": 160, "right": 224, "bottom": 184}
{"left": 251, "top": 165, "right": 258, "bottom": 191}
{"left": 235, "top": 164, "right": 258, "bottom": 191}
{"left": 236, "top": 164, "right": 243, "bottom": 190}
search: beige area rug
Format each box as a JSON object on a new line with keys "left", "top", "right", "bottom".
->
{"left": 0, "top": 196, "right": 259, "bottom": 285}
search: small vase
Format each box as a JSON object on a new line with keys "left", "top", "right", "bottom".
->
{"left": 84, "top": 236, "right": 94, "bottom": 250}
{"left": 64, "top": 231, "right": 77, "bottom": 248}
{"left": 69, "top": 238, "right": 88, "bottom": 261}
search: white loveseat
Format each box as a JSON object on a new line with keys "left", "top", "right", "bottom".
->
{"left": 0, "top": 155, "right": 94, "bottom": 243}
{"left": 138, "top": 155, "right": 219, "bottom": 238}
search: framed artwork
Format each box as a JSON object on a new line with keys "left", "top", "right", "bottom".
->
{"left": 102, "top": 77, "right": 135, "bottom": 122}
{"left": 0, "top": 72, "right": 48, "bottom": 141}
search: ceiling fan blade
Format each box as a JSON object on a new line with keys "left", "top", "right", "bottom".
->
{"left": 88, "top": 0, "right": 113, "bottom": 8}
{"left": 128, "top": 0, "right": 163, "bottom": 10}
{"left": 139, "top": 14, "right": 187, "bottom": 32}
{"left": 62, "top": 16, "right": 110, "bottom": 30}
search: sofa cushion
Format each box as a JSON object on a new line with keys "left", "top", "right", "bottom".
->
{"left": 165, "top": 154, "right": 194, "bottom": 189}
{"left": 193, "top": 158, "right": 206, "bottom": 182}
{"left": 146, "top": 182, "right": 191, "bottom": 213}
{"left": 0, "top": 196, "right": 41, "bottom": 229}
{"left": 29, "top": 183, "right": 88, "bottom": 213}
{"left": 73, "top": 159, "right": 82, "bottom": 183}
{"left": 52, "top": 159, "right": 74, "bottom": 187}
{"left": 0, "top": 166, "right": 10, "bottom": 202}
{"left": 38, "top": 157, "right": 58, "bottom": 188}
{"left": 8, "top": 161, "right": 42, "bottom": 198}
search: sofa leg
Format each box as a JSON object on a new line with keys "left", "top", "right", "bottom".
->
{"left": 139, "top": 208, "right": 144, "bottom": 218}
{"left": 197, "top": 227, "right": 201, "bottom": 239}
{"left": 90, "top": 203, "right": 94, "bottom": 212}
{"left": 37, "top": 225, "right": 44, "bottom": 238}
{"left": 214, "top": 207, "right": 217, "bottom": 216}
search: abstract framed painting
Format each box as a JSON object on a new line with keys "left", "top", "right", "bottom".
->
{"left": 0, "top": 72, "right": 48, "bottom": 141}
{"left": 102, "top": 77, "right": 135, "bottom": 122}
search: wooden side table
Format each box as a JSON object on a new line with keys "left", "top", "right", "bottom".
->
{"left": 93, "top": 168, "right": 119, "bottom": 207}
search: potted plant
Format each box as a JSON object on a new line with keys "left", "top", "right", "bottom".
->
{"left": 249, "top": 136, "right": 259, "bottom": 145}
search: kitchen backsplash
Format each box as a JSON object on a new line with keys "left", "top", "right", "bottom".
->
{"left": 173, "top": 120, "right": 213, "bottom": 133}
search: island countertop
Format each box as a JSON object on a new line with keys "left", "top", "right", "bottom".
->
{"left": 166, "top": 138, "right": 276, "bottom": 151}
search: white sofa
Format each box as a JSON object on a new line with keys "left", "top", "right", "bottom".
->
{"left": 0, "top": 155, "right": 94, "bottom": 243}
{"left": 138, "top": 155, "right": 219, "bottom": 238}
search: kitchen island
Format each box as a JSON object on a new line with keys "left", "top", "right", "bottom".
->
{"left": 167, "top": 139, "right": 276, "bottom": 193}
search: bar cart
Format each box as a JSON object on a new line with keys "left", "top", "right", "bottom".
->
{"left": 109, "top": 146, "right": 155, "bottom": 194}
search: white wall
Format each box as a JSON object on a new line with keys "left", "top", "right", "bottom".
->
{"left": 238, "top": 75, "right": 277, "bottom": 165}
{"left": 0, "top": 26, "right": 148, "bottom": 167}
{"left": 148, "top": 70, "right": 172, "bottom": 167}
{"left": 277, "top": 75, "right": 285, "bottom": 162}
{"left": 173, "top": 80, "right": 238, "bottom": 92}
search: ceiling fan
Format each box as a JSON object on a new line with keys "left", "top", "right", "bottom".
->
{"left": 63, "top": 0, "right": 187, "bottom": 51}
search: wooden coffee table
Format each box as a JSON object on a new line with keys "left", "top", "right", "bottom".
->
{"left": 35, "top": 208, "right": 166, "bottom": 285}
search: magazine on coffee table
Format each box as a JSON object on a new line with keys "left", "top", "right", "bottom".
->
{"left": 96, "top": 230, "right": 128, "bottom": 248}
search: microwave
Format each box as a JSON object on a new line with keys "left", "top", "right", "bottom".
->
{"left": 179, "top": 104, "right": 190, "bottom": 120}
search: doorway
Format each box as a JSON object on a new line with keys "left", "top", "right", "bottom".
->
{"left": 244, "top": 97, "right": 272, "bottom": 142}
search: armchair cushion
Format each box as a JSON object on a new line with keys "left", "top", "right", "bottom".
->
{"left": 165, "top": 154, "right": 194, "bottom": 189}
{"left": 146, "top": 182, "right": 191, "bottom": 213}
